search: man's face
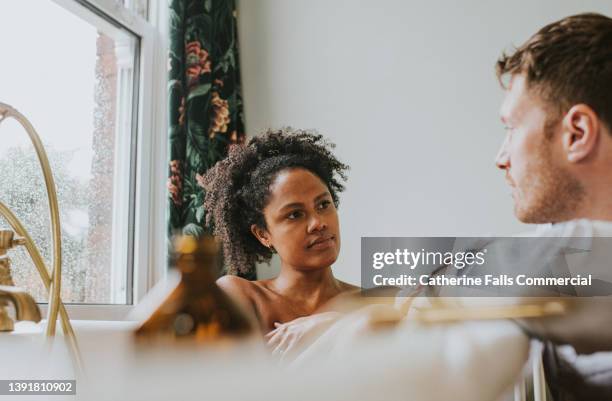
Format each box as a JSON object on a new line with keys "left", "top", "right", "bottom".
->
{"left": 496, "top": 74, "right": 583, "bottom": 223}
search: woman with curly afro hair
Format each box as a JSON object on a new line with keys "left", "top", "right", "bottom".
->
{"left": 201, "top": 128, "right": 359, "bottom": 342}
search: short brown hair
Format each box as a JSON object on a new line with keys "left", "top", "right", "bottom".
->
{"left": 496, "top": 13, "right": 612, "bottom": 130}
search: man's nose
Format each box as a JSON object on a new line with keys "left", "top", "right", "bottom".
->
{"left": 495, "top": 136, "right": 511, "bottom": 170}
{"left": 307, "top": 214, "right": 327, "bottom": 233}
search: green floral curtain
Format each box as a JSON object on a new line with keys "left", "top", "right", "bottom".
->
{"left": 167, "top": 0, "right": 246, "bottom": 242}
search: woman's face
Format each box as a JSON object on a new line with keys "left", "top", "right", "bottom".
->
{"left": 253, "top": 168, "right": 341, "bottom": 271}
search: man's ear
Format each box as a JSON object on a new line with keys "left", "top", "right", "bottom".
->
{"left": 250, "top": 224, "right": 271, "bottom": 248}
{"left": 562, "top": 104, "right": 600, "bottom": 163}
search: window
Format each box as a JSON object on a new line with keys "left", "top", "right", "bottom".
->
{"left": 114, "top": 0, "right": 149, "bottom": 19}
{"left": 0, "top": 0, "right": 167, "bottom": 315}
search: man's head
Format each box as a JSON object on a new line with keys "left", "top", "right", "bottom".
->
{"left": 495, "top": 13, "right": 612, "bottom": 224}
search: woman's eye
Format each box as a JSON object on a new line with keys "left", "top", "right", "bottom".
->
{"left": 287, "top": 211, "right": 303, "bottom": 220}
{"left": 318, "top": 200, "right": 331, "bottom": 210}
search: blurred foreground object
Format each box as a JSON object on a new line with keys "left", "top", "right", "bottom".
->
{"left": 134, "top": 235, "right": 253, "bottom": 342}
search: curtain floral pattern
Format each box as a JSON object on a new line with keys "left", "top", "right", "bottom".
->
{"left": 167, "top": 0, "right": 245, "bottom": 242}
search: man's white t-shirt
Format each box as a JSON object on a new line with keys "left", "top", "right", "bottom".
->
{"left": 527, "top": 219, "right": 612, "bottom": 400}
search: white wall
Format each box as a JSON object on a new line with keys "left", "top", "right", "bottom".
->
{"left": 237, "top": 0, "right": 612, "bottom": 285}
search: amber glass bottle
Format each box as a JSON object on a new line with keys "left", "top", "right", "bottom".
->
{"left": 135, "top": 235, "right": 253, "bottom": 341}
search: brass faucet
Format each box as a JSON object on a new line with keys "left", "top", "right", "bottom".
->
{"left": 0, "top": 230, "right": 42, "bottom": 330}
{"left": 0, "top": 286, "right": 42, "bottom": 328}
{"left": 0, "top": 103, "right": 63, "bottom": 337}
{"left": 0, "top": 102, "right": 81, "bottom": 371}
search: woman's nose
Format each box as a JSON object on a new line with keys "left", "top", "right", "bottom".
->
{"left": 307, "top": 215, "right": 327, "bottom": 233}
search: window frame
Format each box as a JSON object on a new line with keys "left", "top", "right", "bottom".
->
{"left": 34, "top": 0, "right": 170, "bottom": 320}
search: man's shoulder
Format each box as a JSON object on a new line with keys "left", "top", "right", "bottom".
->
{"left": 519, "top": 219, "right": 612, "bottom": 238}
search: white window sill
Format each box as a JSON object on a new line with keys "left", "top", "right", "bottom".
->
{"left": 39, "top": 303, "right": 135, "bottom": 321}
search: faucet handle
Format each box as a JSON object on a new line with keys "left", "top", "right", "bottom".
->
{"left": 0, "top": 230, "right": 25, "bottom": 287}
{"left": 0, "top": 231, "right": 40, "bottom": 331}
{"left": 0, "top": 230, "right": 25, "bottom": 257}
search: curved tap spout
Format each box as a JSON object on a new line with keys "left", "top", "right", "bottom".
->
{"left": 0, "top": 285, "right": 41, "bottom": 323}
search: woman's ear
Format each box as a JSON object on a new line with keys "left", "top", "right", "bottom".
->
{"left": 250, "top": 224, "right": 271, "bottom": 248}
{"left": 562, "top": 104, "right": 600, "bottom": 163}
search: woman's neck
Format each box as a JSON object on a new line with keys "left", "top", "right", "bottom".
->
{"left": 270, "top": 266, "right": 341, "bottom": 312}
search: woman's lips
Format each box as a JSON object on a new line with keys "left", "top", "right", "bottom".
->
{"left": 307, "top": 236, "right": 335, "bottom": 250}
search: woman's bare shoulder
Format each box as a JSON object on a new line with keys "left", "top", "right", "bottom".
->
{"left": 216, "top": 275, "right": 271, "bottom": 299}
{"left": 216, "top": 275, "right": 255, "bottom": 293}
